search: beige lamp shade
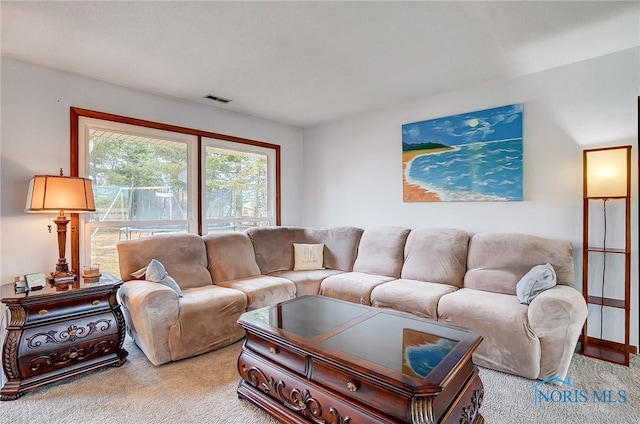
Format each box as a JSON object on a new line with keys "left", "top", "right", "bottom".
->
{"left": 584, "top": 147, "right": 630, "bottom": 198}
{"left": 25, "top": 174, "right": 96, "bottom": 213}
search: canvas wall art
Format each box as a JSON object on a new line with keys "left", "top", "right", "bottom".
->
{"left": 402, "top": 104, "right": 523, "bottom": 202}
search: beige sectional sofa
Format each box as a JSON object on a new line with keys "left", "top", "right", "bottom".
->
{"left": 116, "top": 226, "right": 587, "bottom": 381}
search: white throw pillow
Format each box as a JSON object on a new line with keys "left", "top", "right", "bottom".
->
{"left": 132, "top": 259, "right": 183, "bottom": 297}
{"left": 293, "top": 243, "right": 325, "bottom": 271}
{"left": 516, "top": 263, "right": 556, "bottom": 305}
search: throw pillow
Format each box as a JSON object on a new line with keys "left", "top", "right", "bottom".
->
{"left": 135, "top": 259, "right": 184, "bottom": 297}
{"left": 293, "top": 243, "right": 325, "bottom": 271}
{"left": 130, "top": 266, "right": 147, "bottom": 279}
{"left": 516, "top": 263, "right": 556, "bottom": 305}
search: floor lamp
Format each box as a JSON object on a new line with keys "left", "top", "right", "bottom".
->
{"left": 582, "top": 145, "right": 632, "bottom": 365}
{"left": 25, "top": 169, "right": 96, "bottom": 284}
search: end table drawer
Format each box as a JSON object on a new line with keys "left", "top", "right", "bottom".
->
{"left": 310, "top": 358, "right": 409, "bottom": 422}
{"left": 25, "top": 295, "right": 111, "bottom": 323}
{"left": 20, "top": 312, "right": 117, "bottom": 355}
{"left": 18, "top": 334, "right": 120, "bottom": 378}
{"left": 245, "top": 332, "right": 307, "bottom": 375}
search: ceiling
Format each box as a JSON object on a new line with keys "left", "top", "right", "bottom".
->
{"left": 2, "top": 1, "right": 639, "bottom": 129}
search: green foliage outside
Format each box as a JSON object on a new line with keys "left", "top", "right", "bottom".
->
{"left": 205, "top": 148, "right": 267, "bottom": 219}
{"left": 89, "top": 137, "right": 268, "bottom": 222}
{"left": 90, "top": 138, "right": 186, "bottom": 188}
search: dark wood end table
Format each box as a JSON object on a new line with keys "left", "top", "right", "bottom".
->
{"left": 1, "top": 273, "right": 128, "bottom": 400}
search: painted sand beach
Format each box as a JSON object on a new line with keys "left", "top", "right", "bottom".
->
{"left": 402, "top": 148, "right": 449, "bottom": 201}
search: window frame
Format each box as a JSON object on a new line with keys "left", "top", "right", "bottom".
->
{"left": 70, "top": 107, "right": 281, "bottom": 275}
{"left": 202, "top": 137, "right": 277, "bottom": 232}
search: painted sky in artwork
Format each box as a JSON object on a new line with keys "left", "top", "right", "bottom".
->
{"left": 402, "top": 104, "right": 523, "bottom": 146}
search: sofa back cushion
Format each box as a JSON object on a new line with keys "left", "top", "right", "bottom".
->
{"left": 247, "top": 226, "right": 363, "bottom": 274}
{"left": 116, "top": 233, "right": 212, "bottom": 290}
{"left": 353, "top": 227, "right": 410, "bottom": 278}
{"left": 464, "top": 232, "right": 574, "bottom": 295}
{"left": 401, "top": 228, "right": 469, "bottom": 287}
{"left": 203, "top": 232, "right": 261, "bottom": 283}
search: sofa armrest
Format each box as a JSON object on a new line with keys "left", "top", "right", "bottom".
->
{"left": 118, "top": 280, "right": 180, "bottom": 365}
{"left": 528, "top": 285, "right": 588, "bottom": 380}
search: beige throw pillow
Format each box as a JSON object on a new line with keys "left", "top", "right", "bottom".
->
{"left": 293, "top": 243, "right": 325, "bottom": 271}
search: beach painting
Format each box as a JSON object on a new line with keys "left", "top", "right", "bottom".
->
{"left": 402, "top": 104, "right": 523, "bottom": 202}
{"left": 401, "top": 328, "right": 457, "bottom": 378}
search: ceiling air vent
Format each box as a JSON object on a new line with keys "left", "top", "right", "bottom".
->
{"left": 203, "top": 94, "right": 232, "bottom": 104}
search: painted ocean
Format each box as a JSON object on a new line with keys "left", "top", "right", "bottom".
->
{"left": 406, "top": 138, "right": 523, "bottom": 201}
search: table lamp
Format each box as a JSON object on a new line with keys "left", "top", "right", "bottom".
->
{"left": 25, "top": 169, "right": 96, "bottom": 284}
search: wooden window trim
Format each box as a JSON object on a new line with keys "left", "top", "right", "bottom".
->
{"left": 69, "top": 107, "right": 281, "bottom": 275}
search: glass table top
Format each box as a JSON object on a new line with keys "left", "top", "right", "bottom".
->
{"left": 322, "top": 313, "right": 463, "bottom": 378}
{"left": 240, "top": 295, "right": 470, "bottom": 379}
{"left": 241, "top": 295, "right": 371, "bottom": 339}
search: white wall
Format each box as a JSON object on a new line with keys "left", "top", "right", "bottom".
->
{"left": 302, "top": 48, "right": 639, "bottom": 347}
{"left": 0, "top": 57, "right": 304, "bottom": 283}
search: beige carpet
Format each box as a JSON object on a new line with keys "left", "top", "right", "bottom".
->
{"left": 2, "top": 337, "right": 639, "bottom": 423}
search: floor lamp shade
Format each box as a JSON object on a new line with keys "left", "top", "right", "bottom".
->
{"left": 25, "top": 171, "right": 95, "bottom": 284}
{"left": 584, "top": 147, "right": 630, "bottom": 198}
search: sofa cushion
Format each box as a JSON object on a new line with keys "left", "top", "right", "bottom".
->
{"left": 464, "top": 232, "right": 574, "bottom": 295}
{"left": 216, "top": 275, "right": 296, "bottom": 310}
{"left": 401, "top": 228, "right": 469, "bottom": 287}
{"left": 370, "top": 279, "right": 458, "bottom": 319}
{"left": 203, "top": 232, "right": 261, "bottom": 283}
{"left": 270, "top": 269, "right": 344, "bottom": 297}
{"left": 320, "top": 272, "right": 394, "bottom": 305}
{"left": 167, "top": 285, "right": 247, "bottom": 362}
{"left": 353, "top": 227, "right": 410, "bottom": 278}
{"left": 437, "top": 288, "right": 540, "bottom": 379}
{"left": 293, "top": 243, "right": 325, "bottom": 270}
{"left": 247, "top": 226, "right": 363, "bottom": 274}
{"left": 117, "top": 233, "right": 212, "bottom": 290}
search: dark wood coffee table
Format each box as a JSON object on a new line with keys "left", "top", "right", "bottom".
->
{"left": 237, "top": 295, "right": 484, "bottom": 423}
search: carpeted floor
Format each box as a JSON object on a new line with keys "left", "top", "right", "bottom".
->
{"left": 2, "top": 337, "right": 639, "bottom": 423}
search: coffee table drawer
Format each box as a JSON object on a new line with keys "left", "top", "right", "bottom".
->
{"left": 245, "top": 332, "right": 307, "bottom": 375}
{"left": 239, "top": 350, "right": 396, "bottom": 423}
{"left": 310, "top": 358, "right": 410, "bottom": 422}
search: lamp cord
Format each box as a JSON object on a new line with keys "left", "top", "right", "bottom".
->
{"left": 599, "top": 199, "right": 608, "bottom": 343}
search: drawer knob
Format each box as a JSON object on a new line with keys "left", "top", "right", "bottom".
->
{"left": 69, "top": 329, "right": 77, "bottom": 336}
{"left": 91, "top": 300, "right": 100, "bottom": 306}
{"left": 269, "top": 347, "right": 278, "bottom": 355}
{"left": 69, "top": 352, "right": 78, "bottom": 359}
{"left": 346, "top": 381, "right": 358, "bottom": 392}
{"left": 297, "top": 400, "right": 306, "bottom": 410}
{"left": 38, "top": 309, "right": 48, "bottom": 316}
